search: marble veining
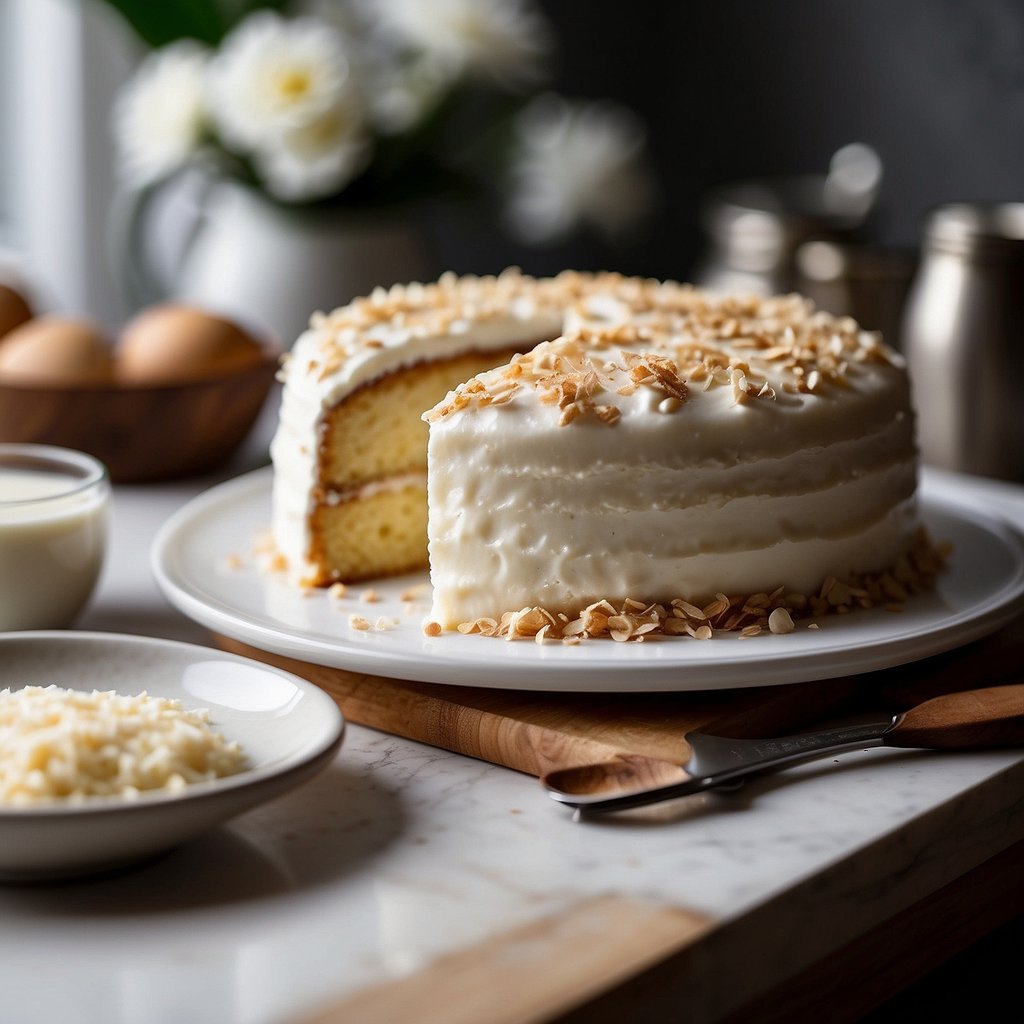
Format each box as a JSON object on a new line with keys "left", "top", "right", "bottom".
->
{"left": 0, "top": 465, "right": 1021, "bottom": 1024}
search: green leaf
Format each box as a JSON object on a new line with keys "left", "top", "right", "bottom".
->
{"left": 230, "top": 0, "right": 292, "bottom": 21}
{"left": 96, "top": 0, "right": 291, "bottom": 48}
{"left": 98, "top": 0, "right": 225, "bottom": 47}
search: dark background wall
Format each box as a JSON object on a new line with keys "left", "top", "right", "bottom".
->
{"left": 437, "top": 0, "right": 1024, "bottom": 283}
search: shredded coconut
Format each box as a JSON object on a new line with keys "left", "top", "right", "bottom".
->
{"left": 0, "top": 686, "right": 247, "bottom": 806}
{"left": 445, "top": 528, "right": 950, "bottom": 642}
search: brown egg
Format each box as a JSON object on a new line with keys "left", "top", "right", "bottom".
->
{"left": 0, "top": 282, "right": 33, "bottom": 339}
{"left": 117, "top": 304, "right": 264, "bottom": 382}
{"left": 0, "top": 315, "right": 113, "bottom": 384}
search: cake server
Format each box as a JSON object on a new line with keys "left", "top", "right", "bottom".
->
{"left": 543, "top": 684, "right": 1024, "bottom": 816}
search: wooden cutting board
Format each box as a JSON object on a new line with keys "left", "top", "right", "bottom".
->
{"left": 218, "top": 617, "right": 1023, "bottom": 778}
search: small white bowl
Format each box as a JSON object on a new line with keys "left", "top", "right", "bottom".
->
{"left": 0, "top": 631, "right": 344, "bottom": 881}
{"left": 0, "top": 443, "right": 110, "bottom": 631}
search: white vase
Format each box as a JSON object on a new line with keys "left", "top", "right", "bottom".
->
{"left": 116, "top": 174, "right": 436, "bottom": 346}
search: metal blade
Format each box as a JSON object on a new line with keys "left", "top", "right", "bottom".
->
{"left": 544, "top": 718, "right": 895, "bottom": 816}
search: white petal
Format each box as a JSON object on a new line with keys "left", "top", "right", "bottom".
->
{"left": 208, "top": 11, "right": 360, "bottom": 150}
{"left": 364, "top": 0, "right": 551, "bottom": 87}
{"left": 507, "top": 95, "right": 653, "bottom": 243}
{"left": 255, "top": 101, "right": 371, "bottom": 202}
{"left": 113, "top": 41, "right": 210, "bottom": 186}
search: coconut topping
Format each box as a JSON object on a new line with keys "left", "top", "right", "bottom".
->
{"left": 448, "top": 528, "right": 948, "bottom": 642}
{"left": 272, "top": 267, "right": 919, "bottom": 617}
{"left": 424, "top": 289, "right": 901, "bottom": 425}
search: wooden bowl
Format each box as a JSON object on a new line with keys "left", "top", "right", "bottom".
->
{"left": 0, "top": 346, "right": 281, "bottom": 483}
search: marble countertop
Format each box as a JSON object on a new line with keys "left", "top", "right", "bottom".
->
{"left": 1, "top": 419, "right": 1022, "bottom": 1023}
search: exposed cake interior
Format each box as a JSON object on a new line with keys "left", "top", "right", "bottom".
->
{"left": 307, "top": 351, "right": 522, "bottom": 581}
{"left": 270, "top": 271, "right": 567, "bottom": 585}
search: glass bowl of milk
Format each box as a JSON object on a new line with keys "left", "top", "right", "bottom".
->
{"left": 0, "top": 444, "right": 110, "bottom": 630}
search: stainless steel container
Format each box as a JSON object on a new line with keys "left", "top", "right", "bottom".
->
{"left": 693, "top": 176, "right": 862, "bottom": 297}
{"left": 692, "top": 143, "right": 883, "bottom": 296}
{"left": 795, "top": 240, "right": 916, "bottom": 347}
{"left": 901, "top": 203, "right": 1024, "bottom": 482}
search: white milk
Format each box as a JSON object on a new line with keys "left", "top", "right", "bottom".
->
{"left": 0, "top": 464, "right": 109, "bottom": 630}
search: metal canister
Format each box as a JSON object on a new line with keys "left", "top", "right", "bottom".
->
{"left": 692, "top": 176, "right": 862, "bottom": 297}
{"left": 795, "top": 240, "right": 916, "bottom": 347}
{"left": 692, "top": 143, "right": 883, "bottom": 297}
{"left": 900, "top": 203, "right": 1024, "bottom": 482}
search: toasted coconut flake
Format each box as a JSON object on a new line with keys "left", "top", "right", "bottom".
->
{"left": 768, "top": 607, "right": 795, "bottom": 634}
{"left": 703, "top": 597, "right": 730, "bottom": 619}
{"left": 881, "top": 574, "right": 910, "bottom": 601}
{"left": 607, "top": 614, "right": 633, "bottom": 642}
{"left": 423, "top": 530, "right": 947, "bottom": 643}
{"left": 673, "top": 599, "right": 706, "bottom": 620}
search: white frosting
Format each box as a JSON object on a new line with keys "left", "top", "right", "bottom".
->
{"left": 324, "top": 473, "right": 427, "bottom": 506}
{"left": 269, "top": 271, "right": 920, "bottom": 619}
{"left": 424, "top": 301, "right": 919, "bottom": 627}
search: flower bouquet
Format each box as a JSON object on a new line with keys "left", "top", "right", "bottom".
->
{"left": 105, "top": 0, "right": 653, "bottom": 245}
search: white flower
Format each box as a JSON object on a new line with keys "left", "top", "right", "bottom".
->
{"left": 253, "top": 98, "right": 370, "bottom": 201}
{"left": 363, "top": 55, "right": 450, "bottom": 135}
{"left": 208, "top": 12, "right": 360, "bottom": 149}
{"left": 507, "top": 95, "right": 654, "bottom": 244}
{"left": 205, "top": 11, "right": 371, "bottom": 202}
{"left": 113, "top": 41, "right": 210, "bottom": 186}
{"left": 365, "top": 0, "right": 551, "bottom": 87}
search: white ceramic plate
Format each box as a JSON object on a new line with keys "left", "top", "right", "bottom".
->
{"left": 0, "top": 632, "right": 344, "bottom": 880}
{"left": 152, "top": 467, "right": 1024, "bottom": 693}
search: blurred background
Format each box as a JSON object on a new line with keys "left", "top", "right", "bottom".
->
{"left": 536, "top": 0, "right": 1024, "bottom": 279}
{"left": 2, "top": 0, "right": 1022, "bottom": 324}
{"left": 1, "top": 0, "right": 1023, "bottom": 477}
